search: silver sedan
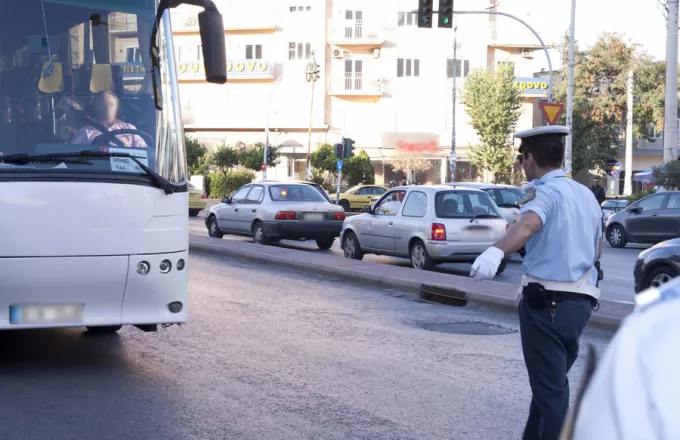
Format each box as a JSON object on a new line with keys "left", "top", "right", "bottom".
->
{"left": 206, "top": 182, "right": 346, "bottom": 249}
{"left": 340, "top": 185, "right": 509, "bottom": 273}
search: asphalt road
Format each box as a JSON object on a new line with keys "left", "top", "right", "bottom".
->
{"left": 189, "top": 216, "right": 646, "bottom": 305}
{"left": 0, "top": 253, "right": 613, "bottom": 439}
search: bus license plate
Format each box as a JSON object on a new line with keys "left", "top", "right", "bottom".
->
{"left": 9, "top": 304, "right": 84, "bottom": 325}
{"left": 304, "top": 213, "right": 325, "bottom": 221}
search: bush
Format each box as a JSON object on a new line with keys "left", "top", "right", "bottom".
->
{"left": 627, "top": 188, "right": 655, "bottom": 205}
{"left": 208, "top": 170, "right": 255, "bottom": 198}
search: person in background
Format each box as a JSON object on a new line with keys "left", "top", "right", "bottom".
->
{"left": 590, "top": 177, "right": 605, "bottom": 205}
{"left": 400, "top": 177, "right": 408, "bottom": 186}
{"left": 416, "top": 180, "right": 422, "bottom": 185}
{"left": 388, "top": 180, "right": 397, "bottom": 189}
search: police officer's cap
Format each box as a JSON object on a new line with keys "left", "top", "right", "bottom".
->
{"left": 514, "top": 126, "right": 570, "bottom": 147}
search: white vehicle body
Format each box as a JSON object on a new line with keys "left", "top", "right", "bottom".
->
{"left": 0, "top": 0, "right": 226, "bottom": 332}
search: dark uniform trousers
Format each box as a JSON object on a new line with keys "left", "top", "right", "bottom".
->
{"left": 518, "top": 290, "right": 593, "bottom": 440}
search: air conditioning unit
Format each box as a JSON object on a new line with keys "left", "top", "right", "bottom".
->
{"left": 332, "top": 47, "right": 344, "bottom": 59}
{"left": 521, "top": 49, "right": 532, "bottom": 58}
{"left": 372, "top": 48, "right": 381, "bottom": 58}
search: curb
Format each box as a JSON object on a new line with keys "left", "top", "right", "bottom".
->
{"left": 189, "top": 238, "right": 630, "bottom": 332}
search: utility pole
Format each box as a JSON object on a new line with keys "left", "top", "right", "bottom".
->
{"left": 450, "top": 18, "right": 458, "bottom": 182}
{"left": 305, "top": 52, "right": 319, "bottom": 181}
{"left": 565, "top": 0, "right": 575, "bottom": 178}
{"left": 264, "top": 75, "right": 284, "bottom": 180}
{"left": 624, "top": 70, "right": 634, "bottom": 196}
{"left": 664, "top": 0, "right": 679, "bottom": 162}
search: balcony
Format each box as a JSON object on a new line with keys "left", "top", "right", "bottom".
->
{"left": 328, "top": 73, "right": 384, "bottom": 99}
{"left": 328, "top": 21, "right": 384, "bottom": 49}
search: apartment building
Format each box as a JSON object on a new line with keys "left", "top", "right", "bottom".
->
{"left": 170, "top": 0, "right": 555, "bottom": 183}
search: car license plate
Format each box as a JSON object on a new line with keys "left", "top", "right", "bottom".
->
{"left": 9, "top": 304, "right": 84, "bottom": 325}
{"left": 304, "top": 213, "right": 325, "bottom": 221}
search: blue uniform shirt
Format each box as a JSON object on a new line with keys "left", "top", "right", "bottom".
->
{"left": 520, "top": 169, "right": 602, "bottom": 286}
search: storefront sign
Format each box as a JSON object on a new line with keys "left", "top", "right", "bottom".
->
{"left": 382, "top": 133, "right": 441, "bottom": 156}
{"left": 177, "top": 59, "right": 272, "bottom": 77}
{"left": 120, "top": 62, "right": 146, "bottom": 78}
{"left": 512, "top": 77, "right": 550, "bottom": 95}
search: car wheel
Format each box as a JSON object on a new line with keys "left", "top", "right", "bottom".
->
{"left": 339, "top": 200, "right": 350, "bottom": 212}
{"left": 189, "top": 209, "right": 201, "bottom": 217}
{"left": 496, "top": 260, "right": 507, "bottom": 275}
{"left": 607, "top": 224, "right": 627, "bottom": 248}
{"left": 645, "top": 265, "right": 678, "bottom": 291}
{"left": 316, "top": 238, "right": 334, "bottom": 250}
{"left": 86, "top": 325, "right": 122, "bottom": 334}
{"left": 207, "top": 215, "right": 224, "bottom": 238}
{"left": 252, "top": 222, "right": 271, "bottom": 245}
{"left": 342, "top": 232, "right": 364, "bottom": 260}
{"left": 410, "top": 240, "right": 434, "bottom": 271}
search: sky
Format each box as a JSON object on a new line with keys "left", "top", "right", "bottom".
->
{"left": 500, "top": 0, "right": 668, "bottom": 69}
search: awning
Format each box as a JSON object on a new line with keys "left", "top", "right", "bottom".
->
{"left": 633, "top": 168, "right": 656, "bottom": 183}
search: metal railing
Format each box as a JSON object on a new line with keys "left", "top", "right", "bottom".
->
{"left": 330, "top": 74, "right": 383, "bottom": 94}
{"left": 329, "top": 23, "right": 382, "bottom": 42}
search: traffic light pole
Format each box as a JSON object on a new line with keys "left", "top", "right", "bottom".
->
{"left": 336, "top": 169, "right": 342, "bottom": 204}
{"left": 305, "top": 52, "right": 319, "bottom": 181}
{"left": 450, "top": 19, "right": 458, "bottom": 182}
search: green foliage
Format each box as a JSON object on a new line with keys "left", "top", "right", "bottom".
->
{"left": 185, "top": 135, "right": 209, "bottom": 175}
{"left": 344, "top": 150, "right": 376, "bottom": 185}
{"left": 211, "top": 144, "right": 239, "bottom": 173}
{"left": 554, "top": 33, "right": 672, "bottom": 173}
{"left": 310, "top": 143, "right": 337, "bottom": 176}
{"left": 627, "top": 188, "right": 656, "bottom": 204}
{"left": 208, "top": 170, "right": 255, "bottom": 198}
{"left": 238, "top": 142, "right": 280, "bottom": 171}
{"left": 459, "top": 64, "right": 523, "bottom": 179}
{"left": 652, "top": 160, "right": 680, "bottom": 187}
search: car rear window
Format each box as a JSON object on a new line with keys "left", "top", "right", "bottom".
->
{"left": 435, "top": 190, "right": 503, "bottom": 219}
{"left": 269, "top": 185, "right": 326, "bottom": 202}
{"left": 308, "top": 184, "right": 331, "bottom": 202}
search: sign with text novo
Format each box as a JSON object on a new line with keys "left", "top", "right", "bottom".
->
{"left": 178, "top": 59, "right": 272, "bottom": 78}
{"left": 512, "top": 77, "right": 550, "bottom": 95}
{"left": 382, "top": 133, "right": 441, "bottom": 157}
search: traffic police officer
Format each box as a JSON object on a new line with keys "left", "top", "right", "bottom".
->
{"left": 470, "top": 125, "right": 603, "bottom": 440}
{"left": 561, "top": 278, "right": 680, "bottom": 440}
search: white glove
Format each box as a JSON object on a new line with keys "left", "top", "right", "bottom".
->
{"left": 470, "top": 246, "right": 505, "bottom": 281}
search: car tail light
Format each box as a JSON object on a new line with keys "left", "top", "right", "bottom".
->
{"left": 333, "top": 212, "right": 345, "bottom": 221}
{"left": 201, "top": 192, "right": 207, "bottom": 199}
{"left": 431, "top": 223, "right": 447, "bottom": 241}
{"left": 275, "top": 211, "right": 296, "bottom": 220}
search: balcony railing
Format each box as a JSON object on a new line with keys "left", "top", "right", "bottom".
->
{"left": 328, "top": 21, "right": 384, "bottom": 46}
{"left": 329, "top": 73, "right": 384, "bottom": 96}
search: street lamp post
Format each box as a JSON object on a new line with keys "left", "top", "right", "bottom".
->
{"left": 305, "top": 52, "right": 320, "bottom": 181}
{"left": 264, "top": 74, "right": 284, "bottom": 180}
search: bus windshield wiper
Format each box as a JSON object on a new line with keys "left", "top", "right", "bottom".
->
{"left": 2, "top": 153, "right": 93, "bottom": 165}
{"left": 23, "top": 150, "right": 180, "bottom": 195}
{"left": 470, "top": 213, "right": 503, "bottom": 222}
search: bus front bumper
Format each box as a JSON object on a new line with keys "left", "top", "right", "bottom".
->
{"left": 0, "top": 251, "right": 188, "bottom": 330}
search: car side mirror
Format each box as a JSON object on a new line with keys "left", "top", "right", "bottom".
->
{"left": 629, "top": 206, "right": 641, "bottom": 213}
{"left": 363, "top": 205, "right": 373, "bottom": 213}
{"left": 221, "top": 196, "right": 231, "bottom": 204}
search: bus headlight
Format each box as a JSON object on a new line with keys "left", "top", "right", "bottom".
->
{"left": 137, "top": 261, "right": 150, "bottom": 276}
{"left": 159, "top": 260, "right": 172, "bottom": 274}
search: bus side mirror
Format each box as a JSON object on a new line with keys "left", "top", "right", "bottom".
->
{"left": 198, "top": 10, "right": 227, "bottom": 84}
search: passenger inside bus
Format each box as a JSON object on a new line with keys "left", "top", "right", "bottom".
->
{"left": 71, "top": 91, "right": 147, "bottom": 148}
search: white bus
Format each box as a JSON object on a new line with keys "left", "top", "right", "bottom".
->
{"left": 0, "top": 0, "right": 226, "bottom": 333}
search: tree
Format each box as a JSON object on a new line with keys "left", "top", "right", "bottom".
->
{"left": 238, "top": 142, "right": 280, "bottom": 171}
{"left": 211, "top": 145, "right": 239, "bottom": 196}
{"left": 554, "top": 33, "right": 670, "bottom": 173}
{"left": 390, "top": 157, "right": 432, "bottom": 182}
{"left": 459, "top": 64, "right": 523, "bottom": 179}
{"left": 344, "top": 150, "right": 375, "bottom": 185}
{"left": 653, "top": 160, "right": 680, "bottom": 188}
{"left": 309, "top": 143, "right": 337, "bottom": 177}
{"left": 185, "top": 135, "right": 209, "bottom": 175}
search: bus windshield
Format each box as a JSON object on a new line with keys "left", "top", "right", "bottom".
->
{"left": 0, "top": 0, "right": 184, "bottom": 181}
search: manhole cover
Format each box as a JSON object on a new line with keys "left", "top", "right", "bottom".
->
{"left": 421, "top": 321, "right": 517, "bottom": 335}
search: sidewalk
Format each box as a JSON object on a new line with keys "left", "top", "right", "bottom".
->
{"left": 189, "top": 234, "right": 633, "bottom": 331}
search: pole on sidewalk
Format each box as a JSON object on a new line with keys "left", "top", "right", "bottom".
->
{"left": 564, "top": 0, "right": 575, "bottom": 177}
{"left": 624, "top": 70, "right": 634, "bottom": 196}
{"left": 664, "top": 0, "right": 679, "bottom": 162}
{"left": 264, "top": 75, "right": 284, "bottom": 180}
{"left": 336, "top": 169, "right": 342, "bottom": 205}
{"left": 305, "top": 52, "right": 319, "bottom": 181}
{"left": 450, "top": 18, "right": 458, "bottom": 182}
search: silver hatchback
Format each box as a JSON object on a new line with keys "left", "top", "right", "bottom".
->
{"left": 340, "top": 186, "right": 509, "bottom": 273}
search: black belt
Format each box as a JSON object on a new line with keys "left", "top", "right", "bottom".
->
{"left": 523, "top": 282, "right": 598, "bottom": 310}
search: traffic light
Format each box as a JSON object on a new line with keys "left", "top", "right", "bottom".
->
{"left": 342, "top": 138, "right": 355, "bottom": 159}
{"left": 266, "top": 145, "right": 278, "bottom": 165}
{"left": 417, "top": 0, "right": 433, "bottom": 28}
{"left": 438, "top": 0, "right": 453, "bottom": 28}
{"left": 334, "top": 143, "right": 343, "bottom": 159}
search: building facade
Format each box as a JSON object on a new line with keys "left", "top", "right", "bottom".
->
{"left": 168, "top": 0, "right": 568, "bottom": 184}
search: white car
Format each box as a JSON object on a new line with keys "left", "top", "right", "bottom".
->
{"left": 206, "top": 182, "right": 345, "bottom": 249}
{"left": 444, "top": 182, "right": 524, "bottom": 224}
{"left": 340, "top": 185, "right": 509, "bottom": 272}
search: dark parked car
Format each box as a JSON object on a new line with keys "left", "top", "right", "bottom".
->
{"left": 633, "top": 238, "right": 680, "bottom": 292}
{"left": 605, "top": 191, "right": 680, "bottom": 248}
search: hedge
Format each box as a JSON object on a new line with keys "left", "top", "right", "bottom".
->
{"left": 207, "top": 170, "right": 255, "bottom": 198}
